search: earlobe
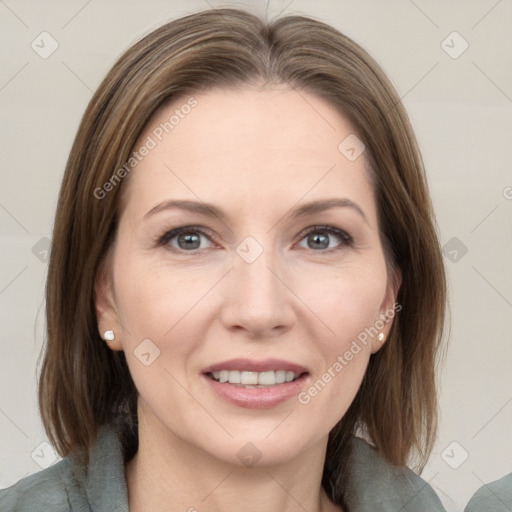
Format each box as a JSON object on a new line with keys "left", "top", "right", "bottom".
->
{"left": 371, "top": 332, "right": 386, "bottom": 354}
{"left": 94, "top": 262, "right": 123, "bottom": 351}
{"left": 371, "top": 265, "right": 402, "bottom": 354}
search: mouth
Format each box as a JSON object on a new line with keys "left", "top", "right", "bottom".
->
{"left": 200, "top": 358, "right": 310, "bottom": 408}
{"left": 201, "top": 367, "right": 310, "bottom": 409}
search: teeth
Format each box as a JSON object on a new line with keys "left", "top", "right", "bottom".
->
{"left": 241, "top": 371, "right": 259, "bottom": 385}
{"left": 275, "top": 370, "right": 286, "bottom": 384}
{"left": 227, "top": 370, "right": 240, "bottom": 383}
{"left": 285, "top": 371, "right": 296, "bottom": 383}
{"left": 210, "top": 369, "right": 301, "bottom": 385}
{"left": 258, "top": 371, "right": 275, "bottom": 385}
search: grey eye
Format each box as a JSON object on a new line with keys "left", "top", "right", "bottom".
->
{"left": 176, "top": 232, "right": 202, "bottom": 250}
{"left": 297, "top": 227, "right": 351, "bottom": 251}
{"left": 160, "top": 228, "right": 212, "bottom": 251}
{"left": 307, "top": 232, "right": 330, "bottom": 250}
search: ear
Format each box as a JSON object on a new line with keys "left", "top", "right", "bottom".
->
{"left": 370, "top": 265, "right": 402, "bottom": 354}
{"left": 94, "top": 256, "right": 124, "bottom": 351}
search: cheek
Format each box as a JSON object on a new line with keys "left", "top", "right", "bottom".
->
{"left": 112, "top": 244, "right": 205, "bottom": 338}
{"left": 297, "top": 255, "right": 388, "bottom": 345}
{"left": 111, "top": 253, "right": 204, "bottom": 411}
{"left": 111, "top": 250, "right": 213, "bottom": 403}
{"left": 333, "top": 271, "right": 385, "bottom": 339}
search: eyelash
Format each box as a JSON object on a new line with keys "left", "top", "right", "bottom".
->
{"left": 157, "top": 224, "right": 354, "bottom": 254}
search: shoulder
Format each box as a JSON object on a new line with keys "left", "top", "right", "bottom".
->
{"left": 0, "top": 424, "right": 129, "bottom": 512}
{"left": 0, "top": 458, "right": 74, "bottom": 512}
{"left": 464, "top": 472, "right": 512, "bottom": 512}
{"left": 345, "top": 436, "right": 447, "bottom": 511}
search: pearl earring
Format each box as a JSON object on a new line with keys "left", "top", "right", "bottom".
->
{"left": 104, "top": 330, "right": 115, "bottom": 341}
{"left": 377, "top": 333, "right": 385, "bottom": 342}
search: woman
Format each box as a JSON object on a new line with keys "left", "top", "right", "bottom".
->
{"left": 0, "top": 7, "right": 447, "bottom": 511}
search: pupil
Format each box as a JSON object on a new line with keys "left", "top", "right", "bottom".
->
{"left": 309, "top": 232, "right": 328, "bottom": 249}
{"left": 179, "top": 233, "right": 200, "bottom": 250}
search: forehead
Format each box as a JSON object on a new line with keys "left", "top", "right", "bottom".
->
{"left": 122, "top": 85, "right": 375, "bottom": 222}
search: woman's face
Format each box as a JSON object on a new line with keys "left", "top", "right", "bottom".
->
{"left": 97, "top": 84, "right": 399, "bottom": 466}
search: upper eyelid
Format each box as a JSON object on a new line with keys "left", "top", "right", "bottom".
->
{"left": 159, "top": 225, "right": 216, "bottom": 244}
{"left": 295, "top": 225, "right": 353, "bottom": 248}
{"left": 297, "top": 225, "right": 350, "bottom": 238}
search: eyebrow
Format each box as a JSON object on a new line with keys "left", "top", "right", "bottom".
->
{"left": 144, "top": 198, "right": 369, "bottom": 225}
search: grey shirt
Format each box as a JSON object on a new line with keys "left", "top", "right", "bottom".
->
{"left": 464, "top": 472, "right": 512, "bottom": 512}
{"left": 0, "top": 423, "right": 447, "bottom": 511}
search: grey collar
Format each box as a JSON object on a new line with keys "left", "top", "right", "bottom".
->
{"left": 77, "top": 423, "right": 446, "bottom": 512}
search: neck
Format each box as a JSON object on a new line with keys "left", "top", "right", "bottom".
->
{"left": 124, "top": 401, "right": 342, "bottom": 512}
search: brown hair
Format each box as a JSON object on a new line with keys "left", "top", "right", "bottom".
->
{"left": 38, "top": 7, "right": 446, "bottom": 506}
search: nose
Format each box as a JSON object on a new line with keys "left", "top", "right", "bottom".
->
{"left": 220, "top": 241, "right": 295, "bottom": 338}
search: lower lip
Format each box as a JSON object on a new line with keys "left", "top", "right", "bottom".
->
{"left": 201, "top": 373, "right": 309, "bottom": 409}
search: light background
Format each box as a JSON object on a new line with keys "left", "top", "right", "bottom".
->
{"left": 0, "top": 1, "right": 511, "bottom": 511}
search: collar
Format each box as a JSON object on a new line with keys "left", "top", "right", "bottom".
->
{"left": 79, "top": 423, "right": 446, "bottom": 512}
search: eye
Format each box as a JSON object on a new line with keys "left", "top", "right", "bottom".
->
{"left": 296, "top": 226, "right": 353, "bottom": 252}
{"left": 157, "top": 224, "right": 353, "bottom": 253}
{"left": 158, "top": 226, "right": 215, "bottom": 252}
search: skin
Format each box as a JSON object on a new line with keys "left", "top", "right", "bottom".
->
{"left": 95, "top": 83, "right": 400, "bottom": 512}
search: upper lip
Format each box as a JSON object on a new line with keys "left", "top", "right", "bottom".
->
{"left": 201, "top": 358, "right": 309, "bottom": 375}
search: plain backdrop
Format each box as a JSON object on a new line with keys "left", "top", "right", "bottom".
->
{"left": 1, "top": 1, "right": 511, "bottom": 511}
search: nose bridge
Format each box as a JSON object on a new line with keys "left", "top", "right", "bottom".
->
{"left": 222, "top": 235, "right": 293, "bottom": 334}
